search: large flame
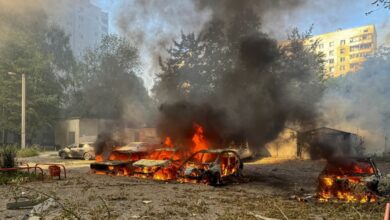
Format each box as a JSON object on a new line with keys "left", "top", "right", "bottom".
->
{"left": 164, "top": 137, "right": 173, "bottom": 147}
{"left": 92, "top": 122, "right": 214, "bottom": 181}
{"left": 191, "top": 123, "right": 209, "bottom": 153}
{"left": 318, "top": 159, "right": 378, "bottom": 203}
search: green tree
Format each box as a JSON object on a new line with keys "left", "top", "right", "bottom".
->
{"left": 67, "top": 35, "right": 153, "bottom": 126}
{"left": 0, "top": 1, "right": 76, "bottom": 144}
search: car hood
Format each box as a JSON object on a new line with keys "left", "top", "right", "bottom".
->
{"left": 133, "top": 159, "right": 169, "bottom": 167}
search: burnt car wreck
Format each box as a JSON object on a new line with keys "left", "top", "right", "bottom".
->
{"left": 132, "top": 148, "right": 181, "bottom": 180}
{"left": 90, "top": 145, "right": 149, "bottom": 176}
{"left": 178, "top": 149, "right": 243, "bottom": 185}
{"left": 318, "top": 157, "right": 381, "bottom": 203}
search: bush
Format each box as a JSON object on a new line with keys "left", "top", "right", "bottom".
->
{"left": 17, "top": 147, "right": 40, "bottom": 158}
{"left": 0, "top": 145, "right": 17, "bottom": 168}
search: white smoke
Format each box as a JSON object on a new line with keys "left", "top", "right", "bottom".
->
{"left": 320, "top": 47, "right": 390, "bottom": 155}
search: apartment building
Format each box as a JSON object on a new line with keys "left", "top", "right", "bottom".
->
{"left": 305, "top": 25, "right": 376, "bottom": 77}
{"left": 44, "top": 0, "right": 109, "bottom": 58}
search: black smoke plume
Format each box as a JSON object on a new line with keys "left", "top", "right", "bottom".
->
{"left": 155, "top": 22, "right": 324, "bottom": 152}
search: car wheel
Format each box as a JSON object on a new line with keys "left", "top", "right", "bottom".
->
{"left": 83, "top": 152, "right": 92, "bottom": 160}
{"left": 60, "top": 152, "right": 67, "bottom": 159}
{"left": 209, "top": 172, "right": 223, "bottom": 186}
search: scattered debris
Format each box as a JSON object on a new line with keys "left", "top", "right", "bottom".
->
{"left": 248, "top": 212, "right": 281, "bottom": 220}
{"left": 142, "top": 200, "right": 152, "bottom": 204}
{"left": 289, "top": 194, "right": 315, "bottom": 202}
{"left": 6, "top": 196, "right": 46, "bottom": 210}
{"left": 30, "top": 198, "right": 58, "bottom": 215}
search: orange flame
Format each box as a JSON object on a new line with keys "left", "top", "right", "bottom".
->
{"left": 318, "top": 175, "right": 377, "bottom": 203}
{"left": 191, "top": 123, "right": 209, "bottom": 153}
{"left": 164, "top": 137, "right": 173, "bottom": 147}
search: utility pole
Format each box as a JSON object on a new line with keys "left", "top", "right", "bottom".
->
{"left": 8, "top": 72, "right": 26, "bottom": 149}
{"left": 21, "top": 73, "right": 25, "bottom": 149}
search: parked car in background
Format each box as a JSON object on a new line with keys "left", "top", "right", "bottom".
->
{"left": 178, "top": 149, "right": 243, "bottom": 186}
{"left": 58, "top": 142, "right": 95, "bottom": 160}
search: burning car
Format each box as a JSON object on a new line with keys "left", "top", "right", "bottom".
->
{"left": 318, "top": 157, "right": 381, "bottom": 203}
{"left": 178, "top": 149, "right": 243, "bottom": 186}
{"left": 90, "top": 142, "right": 151, "bottom": 176}
{"left": 132, "top": 148, "right": 181, "bottom": 180}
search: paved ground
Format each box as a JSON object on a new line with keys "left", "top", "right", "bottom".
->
{"left": 0, "top": 152, "right": 389, "bottom": 219}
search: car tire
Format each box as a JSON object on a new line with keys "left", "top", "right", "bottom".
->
{"left": 60, "top": 152, "right": 67, "bottom": 159}
{"left": 83, "top": 152, "right": 92, "bottom": 160}
{"left": 209, "top": 172, "right": 223, "bottom": 186}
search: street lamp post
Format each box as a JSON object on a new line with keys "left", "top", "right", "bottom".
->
{"left": 8, "top": 72, "right": 26, "bottom": 149}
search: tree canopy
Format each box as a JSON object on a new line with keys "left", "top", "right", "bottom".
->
{"left": 66, "top": 35, "right": 154, "bottom": 126}
{"left": 0, "top": 1, "right": 76, "bottom": 144}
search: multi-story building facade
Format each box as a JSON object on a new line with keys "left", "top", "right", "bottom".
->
{"left": 306, "top": 25, "right": 376, "bottom": 77}
{"left": 44, "top": 0, "right": 108, "bottom": 58}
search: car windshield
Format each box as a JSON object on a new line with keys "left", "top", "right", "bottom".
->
{"left": 191, "top": 152, "right": 218, "bottom": 164}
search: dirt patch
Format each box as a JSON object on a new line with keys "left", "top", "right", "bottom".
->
{"left": 0, "top": 154, "right": 387, "bottom": 219}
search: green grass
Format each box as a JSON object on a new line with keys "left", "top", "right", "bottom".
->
{"left": 0, "top": 171, "right": 39, "bottom": 185}
{"left": 17, "top": 147, "right": 40, "bottom": 158}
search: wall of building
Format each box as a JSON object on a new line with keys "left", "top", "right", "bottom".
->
{"left": 55, "top": 119, "right": 161, "bottom": 147}
{"left": 54, "top": 119, "right": 80, "bottom": 147}
{"left": 259, "top": 128, "right": 298, "bottom": 158}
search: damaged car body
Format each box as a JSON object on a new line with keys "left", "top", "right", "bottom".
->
{"left": 90, "top": 143, "right": 150, "bottom": 176}
{"left": 178, "top": 149, "right": 243, "bottom": 186}
{"left": 132, "top": 148, "right": 181, "bottom": 180}
{"left": 318, "top": 157, "right": 381, "bottom": 203}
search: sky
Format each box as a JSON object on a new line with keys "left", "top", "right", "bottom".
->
{"left": 90, "top": 0, "right": 390, "bottom": 89}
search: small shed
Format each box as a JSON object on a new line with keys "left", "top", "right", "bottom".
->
{"left": 297, "top": 127, "right": 364, "bottom": 159}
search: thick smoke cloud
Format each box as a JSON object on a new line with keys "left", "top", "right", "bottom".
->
{"left": 153, "top": 1, "right": 325, "bottom": 152}
{"left": 320, "top": 47, "right": 390, "bottom": 155}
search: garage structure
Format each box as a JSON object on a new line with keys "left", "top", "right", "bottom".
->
{"left": 55, "top": 118, "right": 160, "bottom": 147}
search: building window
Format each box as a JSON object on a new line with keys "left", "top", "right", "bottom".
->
{"left": 319, "top": 44, "right": 324, "bottom": 49}
{"left": 364, "top": 29, "right": 369, "bottom": 33}
{"left": 340, "top": 65, "right": 345, "bottom": 71}
{"left": 329, "top": 67, "right": 335, "bottom": 72}
{"left": 329, "top": 50, "right": 334, "bottom": 56}
{"left": 340, "top": 48, "right": 345, "bottom": 54}
{"left": 340, "top": 57, "right": 346, "bottom": 62}
{"left": 350, "top": 45, "right": 360, "bottom": 52}
{"left": 340, "top": 40, "right": 346, "bottom": 45}
{"left": 329, "top": 42, "right": 334, "bottom": 47}
{"left": 360, "top": 43, "right": 372, "bottom": 49}
{"left": 329, "top": 58, "right": 334, "bottom": 64}
{"left": 350, "top": 36, "right": 361, "bottom": 43}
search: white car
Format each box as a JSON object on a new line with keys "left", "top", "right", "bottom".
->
{"left": 58, "top": 142, "right": 95, "bottom": 160}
